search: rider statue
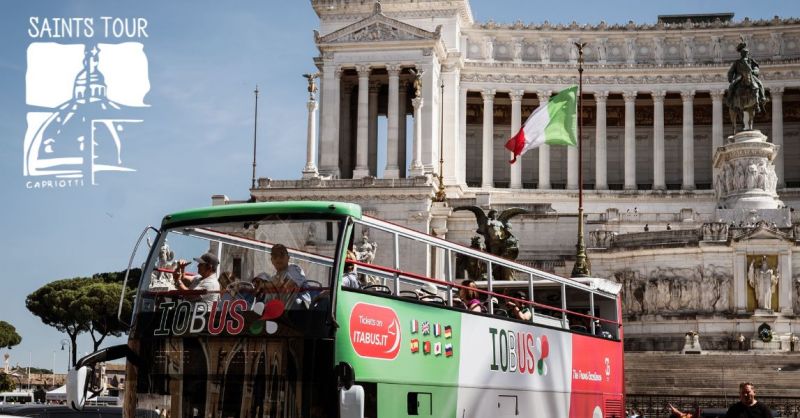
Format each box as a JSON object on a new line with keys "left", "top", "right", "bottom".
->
{"left": 726, "top": 41, "right": 768, "bottom": 132}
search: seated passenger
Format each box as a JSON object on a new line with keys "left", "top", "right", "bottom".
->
{"left": 458, "top": 279, "right": 484, "bottom": 312}
{"left": 342, "top": 250, "right": 361, "bottom": 289}
{"left": 172, "top": 252, "right": 220, "bottom": 305}
{"left": 505, "top": 291, "right": 532, "bottom": 321}
{"left": 266, "top": 244, "right": 309, "bottom": 308}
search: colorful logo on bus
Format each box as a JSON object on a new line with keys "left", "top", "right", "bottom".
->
{"left": 349, "top": 302, "right": 401, "bottom": 360}
{"left": 488, "top": 327, "right": 550, "bottom": 375}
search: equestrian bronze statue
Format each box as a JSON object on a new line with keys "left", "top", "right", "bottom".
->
{"left": 454, "top": 206, "right": 529, "bottom": 280}
{"left": 726, "top": 40, "right": 768, "bottom": 133}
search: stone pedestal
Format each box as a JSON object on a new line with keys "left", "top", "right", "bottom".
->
{"left": 713, "top": 130, "right": 783, "bottom": 210}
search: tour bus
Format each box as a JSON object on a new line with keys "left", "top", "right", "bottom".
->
{"left": 67, "top": 201, "right": 624, "bottom": 418}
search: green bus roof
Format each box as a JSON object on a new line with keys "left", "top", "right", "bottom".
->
{"left": 161, "top": 201, "right": 362, "bottom": 228}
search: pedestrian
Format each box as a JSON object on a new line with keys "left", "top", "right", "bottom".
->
{"left": 644, "top": 224, "right": 649, "bottom": 232}
{"left": 725, "top": 382, "right": 771, "bottom": 417}
{"left": 666, "top": 223, "right": 672, "bottom": 231}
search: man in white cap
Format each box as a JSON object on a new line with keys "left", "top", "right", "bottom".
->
{"left": 173, "top": 251, "right": 220, "bottom": 304}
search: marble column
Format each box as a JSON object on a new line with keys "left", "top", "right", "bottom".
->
{"left": 779, "top": 250, "right": 792, "bottom": 314}
{"left": 410, "top": 97, "right": 425, "bottom": 176}
{"left": 368, "top": 81, "right": 380, "bottom": 176}
{"left": 711, "top": 89, "right": 724, "bottom": 194}
{"left": 481, "top": 89, "right": 496, "bottom": 188}
{"left": 652, "top": 90, "right": 666, "bottom": 190}
{"left": 537, "top": 90, "right": 551, "bottom": 189}
{"left": 681, "top": 90, "right": 695, "bottom": 190}
{"left": 339, "top": 81, "right": 353, "bottom": 178}
{"left": 398, "top": 80, "right": 408, "bottom": 178}
{"left": 384, "top": 65, "right": 401, "bottom": 178}
{"left": 353, "top": 65, "right": 371, "bottom": 179}
{"left": 509, "top": 89, "right": 524, "bottom": 189}
{"left": 623, "top": 91, "right": 637, "bottom": 190}
{"left": 711, "top": 89, "right": 725, "bottom": 153}
{"left": 595, "top": 91, "right": 608, "bottom": 190}
{"left": 771, "top": 87, "right": 785, "bottom": 188}
{"left": 458, "top": 86, "right": 468, "bottom": 184}
{"left": 318, "top": 64, "right": 341, "bottom": 177}
{"left": 567, "top": 121, "right": 579, "bottom": 190}
{"left": 733, "top": 252, "right": 748, "bottom": 314}
{"left": 302, "top": 99, "right": 319, "bottom": 179}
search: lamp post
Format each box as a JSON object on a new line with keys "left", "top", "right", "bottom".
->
{"left": 60, "top": 339, "right": 70, "bottom": 372}
{"left": 571, "top": 41, "right": 591, "bottom": 278}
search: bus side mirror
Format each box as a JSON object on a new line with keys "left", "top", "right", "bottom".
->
{"left": 334, "top": 361, "right": 355, "bottom": 390}
{"left": 67, "top": 366, "right": 89, "bottom": 410}
{"left": 339, "top": 385, "right": 364, "bottom": 418}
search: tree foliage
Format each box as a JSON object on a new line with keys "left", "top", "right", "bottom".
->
{"left": 26, "top": 270, "right": 135, "bottom": 366}
{"left": 0, "top": 321, "right": 22, "bottom": 349}
{"left": 0, "top": 372, "right": 14, "bottom": 392}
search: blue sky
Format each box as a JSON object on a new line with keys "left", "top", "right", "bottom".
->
{"left": 1, "top": 0, "right": 798, "bottom": 373}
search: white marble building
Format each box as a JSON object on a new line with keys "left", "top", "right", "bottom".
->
{"left": 239, "top": 0, "right": 800, "bottom": 351}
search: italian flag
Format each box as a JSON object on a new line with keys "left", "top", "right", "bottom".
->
{"left": 505, "top": 86, "right": 578, "bottom": 163}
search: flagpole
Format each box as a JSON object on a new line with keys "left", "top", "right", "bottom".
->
{"left": 571, "top": 42, "right": 591, "bottom": 278}
{"left": 251, "top": 85, "right": 260, "bottom": 190}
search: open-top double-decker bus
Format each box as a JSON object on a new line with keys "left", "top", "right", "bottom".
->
{"left": 68, "top": 201, "right": 624, "bottom": 418}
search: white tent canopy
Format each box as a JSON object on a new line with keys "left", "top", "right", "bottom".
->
{"left": 45, "top": 385, "right": 66, "bottom": 401}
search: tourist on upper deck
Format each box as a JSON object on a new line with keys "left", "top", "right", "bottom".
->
{"left": 172, "top": 251, "right": 220, "bottom": 305}
{"left": 265, "top": 244, "right": 311, "bottom": 308}
{"left": 504, "top": 291, "right": 532, "bottom": 321}
{"left": 457, "top": 279, "right": 484, "bottom": 312}
{"left": 342, "top": 250, "right": 361, "bottom": 289}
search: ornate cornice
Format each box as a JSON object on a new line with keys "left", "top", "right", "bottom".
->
{"left": 470, "top": 16, "right": 800, "bottom": 32}
{"left": 459, "top": 68, "right": 800, "bottom": 87}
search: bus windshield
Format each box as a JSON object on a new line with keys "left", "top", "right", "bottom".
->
{"left": 129, "top": 212, "right": 348, "bottom": 417}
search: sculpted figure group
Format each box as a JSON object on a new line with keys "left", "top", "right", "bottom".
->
{"left": 615, "top": 265, "right": 732, "bottom": 316}
{"left": 714, "top": 158, "right": 777, "bottom": 199}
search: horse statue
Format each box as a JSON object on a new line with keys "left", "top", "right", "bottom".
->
{"left": 454, "top": 206, "right": 529, "bottom": 280}
{"left": 726, "top": 41, "right": 768, "bottom": 133}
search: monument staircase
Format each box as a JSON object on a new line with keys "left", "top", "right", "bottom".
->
{"left": 625, "top": 352, "right": 800, "bottom": 415}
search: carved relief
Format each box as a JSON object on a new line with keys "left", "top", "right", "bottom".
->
{"left": 653, "top": 37, "right": 664, "bottom": 66}
{"left": 714, "top": 157, "right": 778, "bottom": 200}
{"left": 701, "top": 222, "right": 729, "bottom": 241}
{"left": 589, "top": 230, "right": 616, "bottom": 248}
{"left": 482, "top": 36, "right": 494, "bottom": 61}
{"left": 682, "top": 36, "right": 695, "bottom": 64}
{"left": 626, "top": 38, "right": 637, "bottom": 64}
{"left": 336, "top": 22, "right": 423, "bottom": 43}
{"left": 539, "top": 38, "right": 551, "bottom": 64}
{"left": 612, "top": 265, "right": 733, "bottom": 316}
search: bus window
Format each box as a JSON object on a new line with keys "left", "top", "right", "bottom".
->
{"left": 351, "top": 223, "right": 396, "bottom": 290}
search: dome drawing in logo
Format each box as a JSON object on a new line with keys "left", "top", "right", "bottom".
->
{"left": 24, "top": 43, "right": 140, "bottom": 184}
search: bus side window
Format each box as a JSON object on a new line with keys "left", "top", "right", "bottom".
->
{"left": 407, "top": 392, "right": 432, "bottom": 416}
